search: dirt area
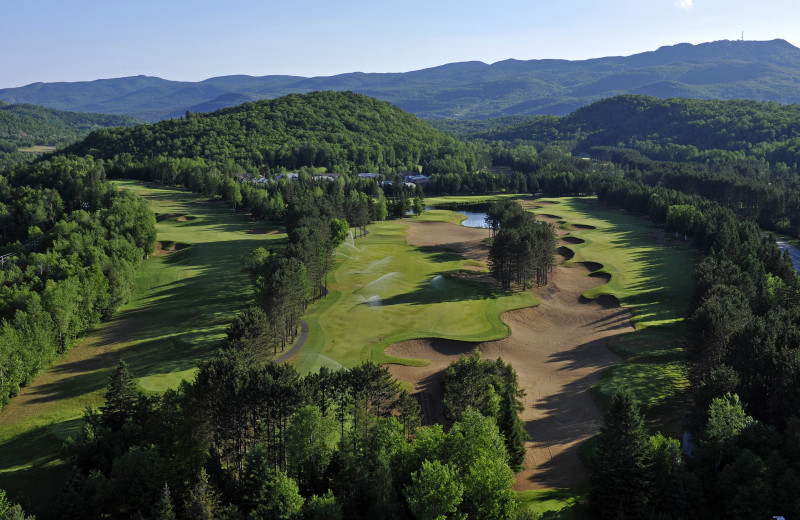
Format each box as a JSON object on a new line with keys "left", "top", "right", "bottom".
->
{"left": 177, "top": 215, "right": 196, "bottom": 222}
{"left": 387, "top": 223, "right": 633, "bottom": 490}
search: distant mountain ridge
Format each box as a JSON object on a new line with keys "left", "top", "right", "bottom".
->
{"left": 3, "top": 39, "right": 800, "bottom": 122}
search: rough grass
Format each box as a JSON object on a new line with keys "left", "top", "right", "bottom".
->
{"left": 531, "top": 197, "right": 697, "bottom": 434}
{"left": 292, "top": 218, "right": 538, "bottom": 373}
{"left": 0, "top": 180, "right": 285, "bottom": 508}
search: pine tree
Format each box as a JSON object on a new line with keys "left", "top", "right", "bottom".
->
{"left": 100, "top": 359, "right": 137, "bottom": 430}
{"left": 155, "top": 482, "right": 177, "bottom": 520}
{"left": 184, "top": 469, "right": 220, "bottom": 520}
{"left": 590, "top": 391, "right": 650, "bottom": 519}
{"left": 498, "top": 389, "right": 527, "bottom": 472}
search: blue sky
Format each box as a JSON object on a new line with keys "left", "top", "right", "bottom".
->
{"left": 1, "top": 0, "right": 798, "bottom": 88}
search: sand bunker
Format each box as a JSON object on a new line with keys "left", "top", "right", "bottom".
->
{"left": 561, "top": 236, "right": 585, "bottom": 245}
{"left": 572, "top": 224, "right": 597, "bottom": 230}
{"left": 387, "top": 222, "right": 634, "bottom": 491}
{"left": 245, "top": 228, "right": 283, "bottom": 235}
{"left": 154, "top": 241, "right": 189, "bottom": 256}
{"left": 177, "top": 215, "right": 197, "bottom": 222}
{"left": 405, "top": 221, "right": 492, "bottom": 264}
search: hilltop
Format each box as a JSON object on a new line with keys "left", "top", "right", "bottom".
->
{"left": 472, "top": 94, "right": 800, "bottom": 168}
{"left": 66, "top": 90, "right": 486, "bottom": 174}
{"left": 3, "top": 39, "right": 800, "bottom": 121}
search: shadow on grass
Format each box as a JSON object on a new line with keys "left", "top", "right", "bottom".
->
{"left": 377, "top": 274, "right": 498, "bottom": 307}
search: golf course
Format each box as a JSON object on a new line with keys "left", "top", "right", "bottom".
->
{"left": 0, "top": 187, "right": 698, "bottom": 516}
{"left": 0, "top": 180, "right": 285, "bottom": 503}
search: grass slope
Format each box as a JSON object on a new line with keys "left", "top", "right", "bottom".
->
{"left": 529, "top": 197, "right": 697, "bottom": 432}
{"left": 0, "top": 181, "right": 284, "bottom": 508}
{"left": 292, "top": 218, "right": 537, "bottom": 373}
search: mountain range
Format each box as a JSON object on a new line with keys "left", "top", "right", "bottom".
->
{"left": 2, "top": 39, "right": 800, "bottom": 122}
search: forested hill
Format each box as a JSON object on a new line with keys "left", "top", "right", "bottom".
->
{"left": 476, "top": 95, "right": 800, "bottom": 168}
{"left": 66, "top": 91, "right": 487, "bottom": 174}
{"left": 0, "top": 102, "right": 141, "bottom": 168}
{"left": 3, "top": 39, "right": 800, "bottom": 121}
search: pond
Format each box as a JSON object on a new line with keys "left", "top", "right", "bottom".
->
{"left": 427, "top": 203, "right": 491, "bottom": 229}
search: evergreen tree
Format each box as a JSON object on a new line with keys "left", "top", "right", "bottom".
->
{"left": 498, "top": 389, "right": 527, "bottom": 472}
{"left": 184, "top": 469, "right": 221, "bottom": 520}
{"left": 590, "top": 391, "right": 650, "bottom": 519}
{"left": 155, "top": 482, "right": 176, "bottom": 520}
{"left": 100, "top": 360, "right": 138, "bottom": 430}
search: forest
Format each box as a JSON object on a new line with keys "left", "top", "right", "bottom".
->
{"left": 66, "top": 91, "right": 490, "bottom": 175}
{"left": 0, "top": 101, "right": 140, "bottom": 169}
{"left": 4, "top": 88, "right": 800, "bottom": 518}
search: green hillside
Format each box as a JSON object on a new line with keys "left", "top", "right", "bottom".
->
{"left": 67, "top": 91, "right": 487, "bottom": 174}
{"left": 0, "top": 102, "right": 141, "bottom": 168}
{"left": 475, "top": 95, "right": 800, "bottom": 168}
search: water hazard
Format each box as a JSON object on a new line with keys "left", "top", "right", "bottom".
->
{"left": 426, "top": 203, "right": 490, "bottom": 229}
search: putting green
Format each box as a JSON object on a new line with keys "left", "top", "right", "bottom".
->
{"left": 292, "top": 219, "right": 538, "bottom": 373}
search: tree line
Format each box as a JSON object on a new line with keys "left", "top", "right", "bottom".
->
{"left": 589, "top": 174, "right": 800, "bottom": 518}
{"left": 47, "top": 325, "right": 533, "bottom": 520}
{"left": 0, "top": 155, "right": 156, "bottom": 409}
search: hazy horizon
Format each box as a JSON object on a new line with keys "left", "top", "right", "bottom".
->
{"left": 2, "top": 0, "right": 799, "bottom": 89}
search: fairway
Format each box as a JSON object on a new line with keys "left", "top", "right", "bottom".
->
{"left": 291, "top": 218, "right": 538, "bottom": 373}
{"left": 0, "top": 181, "right": 285, "bottom": 505}
{"left": 381, "top": 196, "right": 697, "bottom": 513}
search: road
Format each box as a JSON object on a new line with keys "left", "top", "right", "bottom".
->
{"left": 275, "top": 319, "right": 309, "bottom": 364}
{"left": 775, "top": 238, "right": 800, "bottom": 274}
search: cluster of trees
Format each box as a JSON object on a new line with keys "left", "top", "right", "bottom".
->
{"left": 592, "top": 389, "right": 800, "bottom": 518}
{"left": 67, "top": 92, "right": 490, "bottom": 176}
{"left": 0, "top": 155, "right": 156, "bottom": 409}
{"left": 477, "top": 95, "right": 800, "bottom": 172}
{"left": 487, "top": 200, "right": 557, "bottom": 289}
{"left": 56, "top": 335, "right": 528, "bottom": 519}
{"left": 592, "top": 174, "right": 800, "bottom": 517}
{"left": 441, "top": 350, "right": 528, "bottom": 471}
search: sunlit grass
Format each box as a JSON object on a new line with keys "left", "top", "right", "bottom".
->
{"left": 0, "top": 181, "right": 285, "bottom": 506}
{"left": 293, "top": 218, "right": 538, "bottom": 373}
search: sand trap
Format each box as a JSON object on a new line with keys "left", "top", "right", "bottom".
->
{"left": 177, "top": 215, "right": 197, "bottom": 222}
{"left": 156, "top": 212, "right": 180, "bottom": 222}
{"left": 556, "top": 246, "right": 575, "bottom": 262}
{"left": 154, "top": 241, "right": 189, "bottom": 256}
{"left": 561, "top": 236, "right": 585, "bottom": 245}
{"left": 387, "top": 227, "right": 634, "bottom": 491}
{"left": 405, "top": 221, "right": 492, "bottom": 264}
{"left": 572, "top": 224, "right": 597, "bottom": 230}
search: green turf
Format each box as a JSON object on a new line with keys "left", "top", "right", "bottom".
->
{"left": 516, "top": 484, "right": 589, "bottom": 519}
{"left": 0, "top": 181, "right": 285, "bottom": 507}
{"left": 530, "top": 197, "right": 696, "bottom": 430}
{"left": 292, "top": 218, "right": 538, "bottom": 373}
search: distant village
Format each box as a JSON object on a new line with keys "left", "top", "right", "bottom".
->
{"left": 240, "top": 171, "right": 430, "bottom": 189}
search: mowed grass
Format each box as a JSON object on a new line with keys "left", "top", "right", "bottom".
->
{"left": 292, "top": 218, "right": 538, "bottom": 373}
{"left": 528, "top": 197, "right": 697, "bottom": 434}
{"left": 0, "top": 181, "right": 284, "bottom": 508}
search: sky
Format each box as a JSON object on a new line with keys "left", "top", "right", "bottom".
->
{"left": 1, "top": 0, "right": 798, "bottom": 88}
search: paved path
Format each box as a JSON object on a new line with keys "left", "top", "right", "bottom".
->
{"left": 276, "top": 319, "right": 309, "bottom": 364}
{"left": 775, "top": 238, "right": 800, "bottom": 274}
